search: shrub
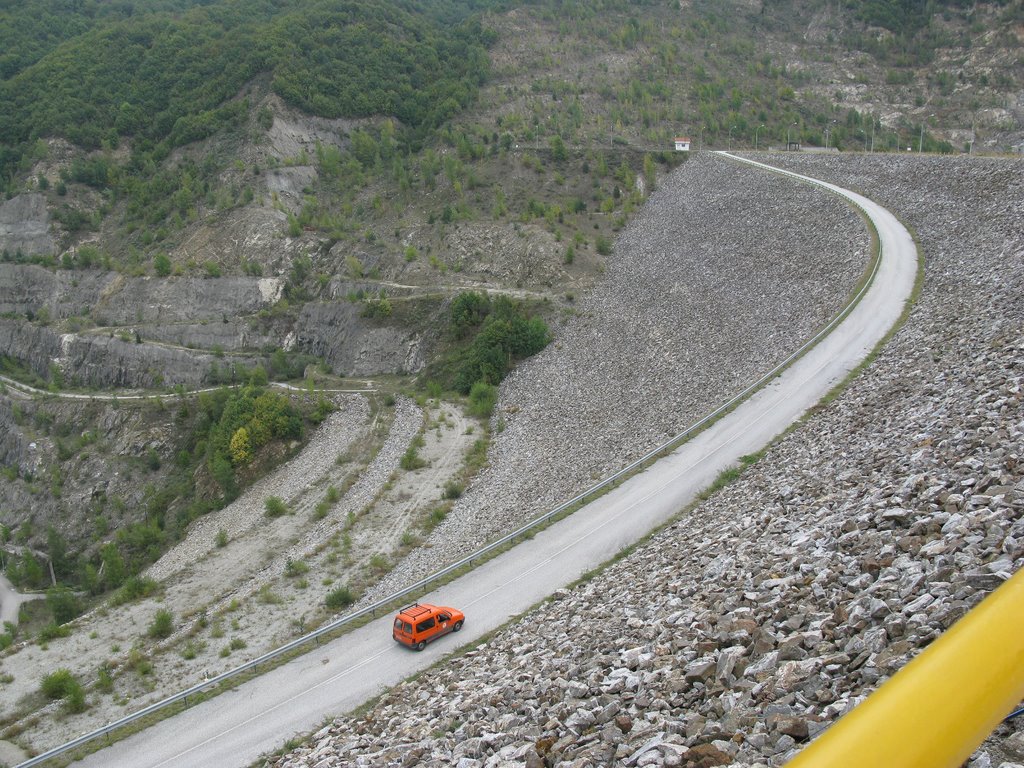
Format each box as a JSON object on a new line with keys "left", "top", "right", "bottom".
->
{"left": 325, "top": 586, "right": 354, "bottom": 610}
{"left": 96, "top": 666, "right": 114, "bottom": 693}
{"left": 595, "top": 235, "right": 612, "bottom": 256}
{"left": 39, "top": 623, "right": 72, "bottom": 642}
{"left": 41, "top": 668, "right": 77, "bottom": 700}
{"left": 265, "top": 496, "right": 288, "bottom": 518}
{"left": 112, "top": 576, "right": 159, "bottom": 606}
{"left": 153, "top": 253, "right": 172, "bottom": 277}
{"left": 400, "top": 445, "right": 426, "bottom": 471}
{"left": 148, "top": 609, "right": 174, "bottom": 639}
{"left": 443, "top": 480, "right": 464, "bottom": 500}
{"left": 64, "top": 679, "right": 87, "bottom": 713}
{"left": 467, "top": 381, "right": 498, "bottom": 418}
{"left": 46, "top": 586, "right": 83, "bottom": 625}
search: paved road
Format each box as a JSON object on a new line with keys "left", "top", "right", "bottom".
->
{"left": 66, "top": 155, "right": 918, "bottom": 768}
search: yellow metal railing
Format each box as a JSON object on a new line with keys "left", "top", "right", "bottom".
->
{"left": 786, "top": 568, "right": 1024, "bottom": 768}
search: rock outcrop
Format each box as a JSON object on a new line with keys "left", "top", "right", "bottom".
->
{"left": 297, "top": 301, "right": 425, "bottom": 375}
{"left": 0, "top": 194, "right": 55, "bottom": 256}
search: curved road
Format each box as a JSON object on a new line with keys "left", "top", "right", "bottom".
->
{"left": 64, "top": 155, "right": 918, "bottom": 768}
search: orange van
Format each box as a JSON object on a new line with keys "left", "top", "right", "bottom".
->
{"left": 392, "top": 602, "right": 464, "bottom": 651}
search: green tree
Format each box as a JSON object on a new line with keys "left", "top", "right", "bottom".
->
{"left": 100, "top": 542, "right": 126, "bottom": 590}
{"left": 229, "top": 426, "right": 252, "bottom": 465}
{"left": 46, "top": 586, "right": 83, "bottom": 625}
{"left": 153, "top": 252, "right": 172, "bottom": 276}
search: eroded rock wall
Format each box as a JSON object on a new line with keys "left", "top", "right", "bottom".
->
{"left": 0, "top": 194, "right": 55, "bottom": 256}
{"left": 297, "top": 301, "right": 424, "bottom": 375}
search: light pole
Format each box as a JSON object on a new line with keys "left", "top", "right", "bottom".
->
{"left": 729, "top": 125, "right": 737, "bottom": 150}
{"left": 870, "top": 119, "right": 875, "bottom": 153}
{"left": 698, "top": 124, "right": 704, "bottom": 151}
{"left": 787, "top": 121, "right": 797, "bottom": 149}
{"left": 755, "top": 124, "right": 765, "bottom": 151}
{"left": 919, "top": 113, "right": 934, "bottom": 154}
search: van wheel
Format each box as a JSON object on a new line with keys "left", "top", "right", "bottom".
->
{"left": 452, "top": 621, "right": 463, "bottom": 632}
{"left": 415, "top": 641, "right": 426, "bottom": 651}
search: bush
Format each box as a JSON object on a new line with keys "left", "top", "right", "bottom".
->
{"left": 39, "top": 622, "right": 73, "bottom": 642}
{"left": 467, "top": 381, "right": 498, "bottom": 418}
{"left": 112, "top": 576, "right": 159, "bottom": 606}
{"left": 41, "top": 668, "right": 77, "bottom": 700}
{"left": 325, "top": 586, "right": 354, "bottom": 610}
{"left": 148, "top": 609, "right": 174, "bottom": 639}
{"left": 153, "top": 252, "right": 172, "bottom": 277}
{"left": 46, "top": 586, "right": 83, "bottom": 625}
{"left": 265, "top": 496, "right": 289, "bottom": 517}
{"left": 64, "top": 679, "right": 87, "bottom": 713}
{"left": 400, "top": 445, "right": 426, "bottom": 471}
{"left": 443, "top": 480, "right": 463, "bottom": 499}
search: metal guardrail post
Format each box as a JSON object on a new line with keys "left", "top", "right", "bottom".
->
{"left": 786, "top": 569, "right": 1024, "bottom": 768}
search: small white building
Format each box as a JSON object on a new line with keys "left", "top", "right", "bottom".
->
{"left": 673, "top": 137, "right": 691, "bottom": 152}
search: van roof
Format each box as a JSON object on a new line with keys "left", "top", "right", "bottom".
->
{"left": 396, "top": 603, "right": 436, "bottom": 619}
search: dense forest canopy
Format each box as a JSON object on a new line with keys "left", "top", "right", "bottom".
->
{"left": 1, "top": 0, "right": 1018, "bottom": 186}
{"left": 0, "top": 0, "right": 501, "bottom": 182}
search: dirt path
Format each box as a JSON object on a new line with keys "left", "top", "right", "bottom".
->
{"left": 0, "top": 574, "right": 44, "bottom": 627}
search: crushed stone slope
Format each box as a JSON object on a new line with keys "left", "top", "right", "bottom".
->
{"left": 369, "top": 153, "right": 869, "bottom": 603}
{"left": 268, "top": 155, "right": 1023, "bottom": 768}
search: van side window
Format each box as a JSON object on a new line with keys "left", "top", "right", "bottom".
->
{"left": 439, "top": 613, "right": 450, "bottom": 622}
{"left": 416, "top": 617, "right": 436, "bottom": 633}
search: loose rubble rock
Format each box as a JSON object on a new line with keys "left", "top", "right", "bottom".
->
{"left": 266, "top": 153, "right": 1023, "bottom": 767}
{"left": 370, "top": 153, "right": 868, "bottom": 598}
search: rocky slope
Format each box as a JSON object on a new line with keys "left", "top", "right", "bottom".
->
{"left": 266, "top": 154, "right": 1023, "bottom": 768}
{"left": 369, "top": 152, "right": 869, "bottom": 599}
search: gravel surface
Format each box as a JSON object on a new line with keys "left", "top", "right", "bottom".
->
{"left": 370, "top": 152, "right": 869, "bottom": 600}
{"left": 266, "top": 153, "right": 1024, "bottom": 768}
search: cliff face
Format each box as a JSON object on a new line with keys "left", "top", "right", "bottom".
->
{"left": 296, "top": 301, "right": 424, "bottom": 376}
{"left": 0, "top": 318, "right": 62, "bottom": 375}
{"left": 57, "top": 333, "right": 265, "bottom": 388}
{"left": 0, "top": 263, "right": 423, "bottom": 385}
{"left": 0, "top": 318, "right": 266, "bottom": 388}
{"left": 0, "top": 194, "right": 55, "bottom": 256}
{"left": 0, "top": 264, "right": 114, "bottom": 318}
{"left": 89, "top": 275, "right": 284, "bottom": 326}
{"left": 0, "top": 397, "right": 42, "bottom": 478}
